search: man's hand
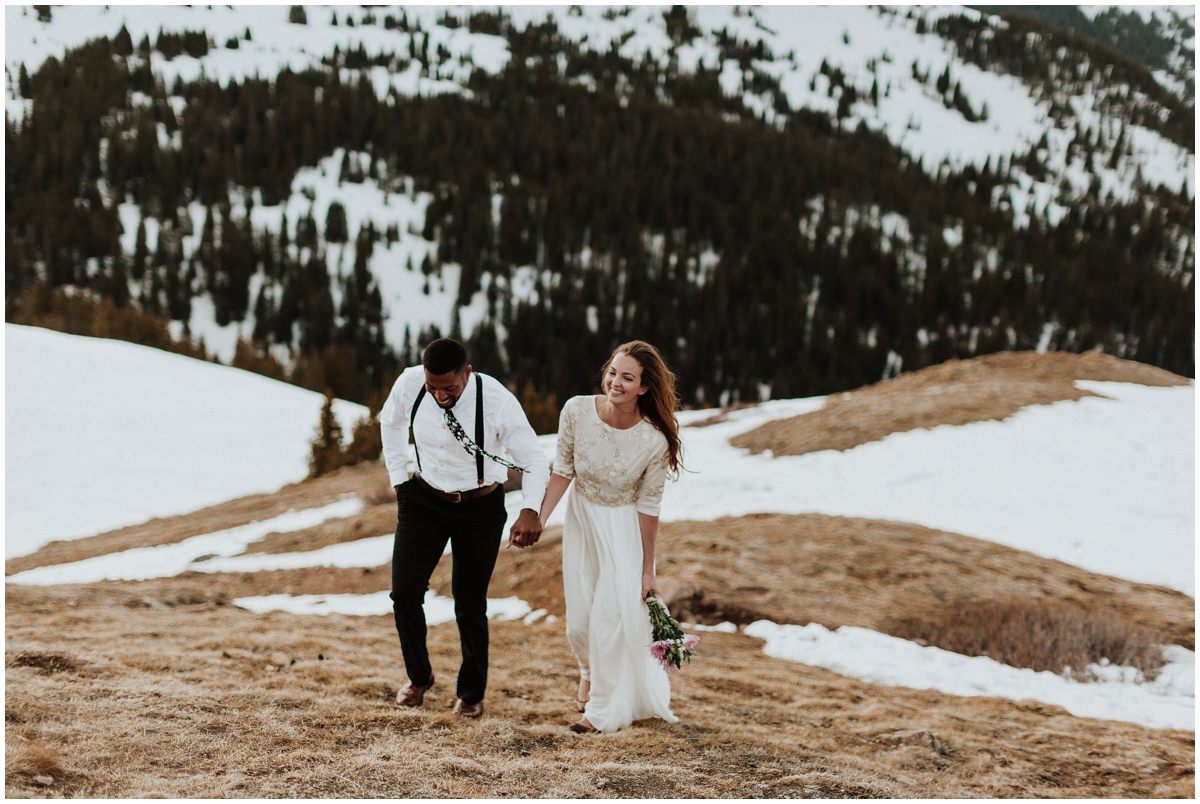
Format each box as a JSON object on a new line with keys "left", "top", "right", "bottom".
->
{"left": 507, "top": 509, "right": 543, "bottom": 549}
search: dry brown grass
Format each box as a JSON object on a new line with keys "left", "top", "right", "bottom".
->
{"left": 38, "top": 512, "right": 1190, "bottom": 660}
{"left": 731, "top": 350, "right": 1190, "bottom": 457}
{"left": 5, "top": 583, "right": 1194, "bottom": 798}
{"left": 890, "top": 601, "right": 1169, "bottom": 681}
{"left": 652, "top": 515, "right": 1194, "bottom": 652}
{"left": 240, "top": 500, "right": 396, "bottom": 556}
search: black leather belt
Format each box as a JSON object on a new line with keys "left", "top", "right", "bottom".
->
{"left": 415, "top": 476, "right": 499, "bottom": 504}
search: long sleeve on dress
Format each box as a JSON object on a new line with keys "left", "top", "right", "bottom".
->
{"left": 552, "top": 397, "right": 577, "bottom": 478}
{"left": 635, "top": 440, "right": 671, "bottom": 516}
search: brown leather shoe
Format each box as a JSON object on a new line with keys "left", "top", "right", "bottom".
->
{"left": 568, "top": 718, "right": 597, "bottom": 733}
{"left": 453, "top": 699, "right": 484, "bottom": 719}
{"left": 397, "top": 676, "right": 434, "bottom": 708}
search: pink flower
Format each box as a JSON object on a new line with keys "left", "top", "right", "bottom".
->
{"left": 650, "top": 640, "right": 671, "bottom": 660}
{"left": 683, "top": 634, "right": 700, "bottom": 652}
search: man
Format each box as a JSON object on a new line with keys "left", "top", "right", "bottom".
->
{"left": 379, "top": 338, "right": 548, "bottom": 719}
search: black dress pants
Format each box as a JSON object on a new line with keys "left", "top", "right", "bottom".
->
{"left": 390, "top": 478, "right": 507, "bottom": 705}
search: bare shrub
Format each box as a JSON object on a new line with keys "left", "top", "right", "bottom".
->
{"left": 231, "top": 336, "right": 286, "bottom": 381}
{"left": 6, "top": 737, "right": 65, "bottom": 778}
{"left": 361, "top": 485, "right": 397, "bottom": 507}
{"left": 889, "top": 601, "right": 1167, "bottom": 681}
{"left": 5, "top": 284, "right": 210, "bottom": 361}
{"left": 343, "top": 415, "right": 382, "bottom": 466}
{"left": 518, "top": 379, "right": 559, "bottom": 435}
{"left": 684, "top": 402, "right": 760, "bottom": 428}
{"left": 10, "top": 653, "right": 78, "bottom": 674}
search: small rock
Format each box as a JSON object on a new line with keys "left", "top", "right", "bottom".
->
{"left": 877, "top": 729, "right": 947, "bottom": 755}
{"left": 33, "top": 775, "right": 54, "bottom": 786}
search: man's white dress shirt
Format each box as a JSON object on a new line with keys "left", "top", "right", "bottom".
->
{"left": 379, "top": 366, "right": 550, "bottom": 514}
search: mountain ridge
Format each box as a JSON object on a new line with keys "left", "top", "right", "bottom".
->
{"left": 5, "top": 5, "right": 1193, "bottom": 410}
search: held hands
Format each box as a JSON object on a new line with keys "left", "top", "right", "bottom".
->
{"left": 641, "top": 572, "right": 661, "bottom": 601}
{"left": 507, "top": 509, "right": 544, "bottom": 549}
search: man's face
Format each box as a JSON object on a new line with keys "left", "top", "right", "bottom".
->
{"left": 424, "top": 366, "right": 472, "bottom": 409}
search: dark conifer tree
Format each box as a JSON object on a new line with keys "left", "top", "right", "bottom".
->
{"left": 307, "top": 390, "right": 345, "bottom": 479}
{"left": 324, "top": 201, "right": 349, "bottom": 243}
{"left": 131, "top": 219, "right": 149, "bottom": 281}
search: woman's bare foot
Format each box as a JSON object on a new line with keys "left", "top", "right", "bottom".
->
{"left": 569, "top": 717, "right": 597, "bottom": 733}
{"left": 576, "top": 679, "right": 590, "bottom": 712}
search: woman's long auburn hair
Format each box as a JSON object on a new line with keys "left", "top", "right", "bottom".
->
{"left": 600, "top": 340, "right": 683, "bottom": 476}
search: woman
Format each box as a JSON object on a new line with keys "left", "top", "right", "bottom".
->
{"left": 537, "top": 340, "right": 684, "bottom": 734}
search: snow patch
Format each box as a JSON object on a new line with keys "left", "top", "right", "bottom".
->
{"left": 4, "top": 325, "right": 368, "bottom": 558}
{"left": 233, "top": 589, "right": 532, "bottom": 623}
{"left": 745, "top": 620, "right": 1194, "bottom": 731}
{"left": 7, "top": 499, "right": 365, "bottom": 585}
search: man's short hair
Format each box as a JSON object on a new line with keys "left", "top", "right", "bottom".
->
{"left": 422, "top": 338, "right": 468, "bottom": 376}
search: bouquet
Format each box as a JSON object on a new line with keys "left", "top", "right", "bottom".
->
{"left": 646, "top": 593, "right": 699, "bottom": 672}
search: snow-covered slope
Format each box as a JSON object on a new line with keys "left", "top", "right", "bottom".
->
{"left": 4, "top": 324, "right": 367, "bottom": 558}
{"left": 654, "top": 383, "right": 1197, "bottom": 597}
{"left": 9, "top": 321, "right": 1192, "bottom": 597}
{"left": 6, "top": 5, "right": 1193, "bottom": 359}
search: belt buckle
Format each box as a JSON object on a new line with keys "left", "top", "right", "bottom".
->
{"left": 448, "top": 491, "right": 463, "bottom": 503}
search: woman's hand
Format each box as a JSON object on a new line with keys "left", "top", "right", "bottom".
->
{"left": 641, "top": 572, "right": 661, "bottom": 601}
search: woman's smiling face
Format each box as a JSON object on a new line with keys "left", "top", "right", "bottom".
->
{"left": 604, "top": 352, "right": 647, "bottom": 404}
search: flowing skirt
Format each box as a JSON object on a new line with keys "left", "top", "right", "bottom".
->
{"left": 562, "top": 490, "right": 677, "bottom": 733}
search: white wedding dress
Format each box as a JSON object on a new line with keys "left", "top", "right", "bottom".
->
{"left": 554, "top": 395, "right": 678, "bottom": 733}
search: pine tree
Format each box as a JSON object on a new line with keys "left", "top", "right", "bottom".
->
{"left": 113, "top": 25, "right": 133, "bottom": 57}
{"left": 307, "top": 390, "right": 345, "bottom": 478}
{"left": 132, "top": 219, "right": 149, "bottom": 281}
{"left": 325, "top": 201, "right": 349, "bottom": 243}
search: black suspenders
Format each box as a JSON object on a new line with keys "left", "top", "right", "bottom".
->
{"left": 474, "top": 373, "right": 484, "bottom": 483}
{"left": 408, "top": 386, "right": 426, "bottom": 473}
{"left": 409, "top": 373, "right": 485, "bottom": 486}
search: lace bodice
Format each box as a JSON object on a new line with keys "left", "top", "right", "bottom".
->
{"left": 553, "top": 395, "right": 671, "bottom": 516}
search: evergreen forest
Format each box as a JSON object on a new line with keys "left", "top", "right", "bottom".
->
{"left": 5, "top": 7, "right": 1194, "bottom": 419}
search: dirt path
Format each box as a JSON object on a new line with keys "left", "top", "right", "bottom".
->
{"left": 730, "top": 350, "right": 1190, "bottom": 457}
{"left": 5, "top": 587, "right": 1192, "bottom": 798}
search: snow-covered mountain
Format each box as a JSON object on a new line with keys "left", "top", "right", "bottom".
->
{"left": 5, "top": 4, "right": 1193, "bottom": 370}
